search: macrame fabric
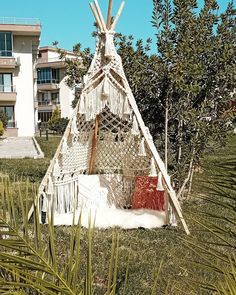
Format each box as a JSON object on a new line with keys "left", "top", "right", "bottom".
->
{"left": 39, "top": 22, "right": 169, "bottom": 227}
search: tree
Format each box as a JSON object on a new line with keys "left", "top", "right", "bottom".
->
{"left": 61, "top": 0, "right": 235, "bottom": 197}
{"left": 0, "top": 111, "right": 8, "bottom": 129}
{"left": 48, "top": 106, "right": 61, "bottom": 130}
{"left": 48, "top": 107, "right": 69, "bottom": 134}
{"left": 0, "top": 121, "right": 4, "bottom": 137}
{"left": 58, "top": 43, "right": 93, "bottom": 108}
{"left": 150, "top": 0, "right": 236, "bottom": 195}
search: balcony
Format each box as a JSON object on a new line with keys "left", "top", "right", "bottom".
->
{"left": 0, "top": 57, "right": 16, "bottom": 68}
{"left": 0, "top": 85, "right": 16, "bottom": 102}
{"left": 0, "top": 17, "right": 41, "bottom": 36}
{"left": 38, "top": 100, "right": 60, "bottom": 111}
{"left": 37, "top": 79, "right": 60, "bottom": 91}
{"left": 37, "top": 57, "right": 66, "bottom": 69}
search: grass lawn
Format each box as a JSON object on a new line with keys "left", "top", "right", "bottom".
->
{"left": 0, "top": 134, "right": 235, "bottom": 294}
{"left": 0, "top": 136, "right": 61, "bottom": 182}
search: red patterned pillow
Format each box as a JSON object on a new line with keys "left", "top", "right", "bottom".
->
{"left": 132, "top": 176, "right": 165, "bottom": 211}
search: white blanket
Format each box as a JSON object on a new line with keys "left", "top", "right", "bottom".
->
{"left": 53, "top": 206, "right": 166, "bottom": 229}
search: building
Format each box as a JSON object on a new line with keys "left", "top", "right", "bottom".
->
{"left": 36, "top": 46, "right": 77, "bottom": 126}
{"left": 0, "top": 17, "right": 41, "bottom": 136}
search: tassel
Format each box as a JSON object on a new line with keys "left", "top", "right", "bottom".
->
{"left": 102, "top": 75, "right": 109, "bottom": 98}
{"left": 138, "top": 137, "right": 146, "bottom": 156}
{"left": 61, "top": 138, "right": 68, "bottom": 155}
{"left": 105, "top": 32, "right": 113, "bottom": 59}
{"left": 123, "top": 96, "right": 131, "bottom": 115}
{"left": 70, "top": 116, "right": 78, "bottom": 135}
{"left": 157, "top": 171, "right": 164, "bottom": 191}
{"left": 83, "top": 75, "right": 88, "bottom": 84}
{"left": 53, "top": 159, "right": 60, "bottom": 178}
{"left": 79, "top": 94, "right": 86, "bottom": 114}
{"left": 169, "top": 204, "right": 177, "bottom": 226}
{"left": 149, "top": 158, "right": 157, "bottom": 176}
{"left": 41, "top": 192, "right": 48, "bottom": 213}
{"left": 131, "top": 116, "right": 140, "bottom": 136}
{"left": 47, "top": 175, "right": 54, "bottom": 195}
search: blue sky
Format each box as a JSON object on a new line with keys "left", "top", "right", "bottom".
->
{"left": 0, "top": 0, "right": 230, "bottom": 52}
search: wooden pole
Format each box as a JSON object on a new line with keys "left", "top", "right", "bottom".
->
{"left": 121, "top": 80, "right": 190, "bottom": 235}
{"left": 164, "top": 96, "right": 168, "bottom": 170}
{"left": 106, "top": 0, "right": 113, "bottom": 30}
{"left": 94, "top": 0, "right": 107, "bottom": 31}
{"left": 90, "top": 2, "right": 103, "bottom": 31}
{"left": 89, "top": 115, "right": 99, "bottom": 174}
{"left": 111, "top": 1, "right": 125, "bottom": 31}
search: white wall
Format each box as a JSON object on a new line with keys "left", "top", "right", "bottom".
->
{"left": 13, "top": 36, "right": 35, "bottom": 136}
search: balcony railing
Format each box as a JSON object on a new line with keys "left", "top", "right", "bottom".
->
{"left": 0, "top": 50, "right": 13, "bottom": 57}
{"left": 38, "top": 100, "right": 60, "bottom": 106}
{"left": 0, "top": 85, "right": 16, "bottom": 92}
{"left": 0, "top": 17, "right": 40, "bottom": 26}
{"left": 37, "top": 79, "right": 59, "bottom": 84}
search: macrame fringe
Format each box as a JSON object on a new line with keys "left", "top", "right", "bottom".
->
{"left": 149, "top": 158, "right": 157, "bottom": 176}
{"left": 169, "top": 204, "right": 177, "bottom": 226}
{"left": 41, "top": 191, "right": 48, "bottom": 213}
{"left": 131, "top": 116, "right": 140, "bottom": 136}
{"left": 53, "top": 159, "right": 60, "bottom": 178}
{"left": 71, "top": 116, "right": 78, "bottom": 135}
{"left": 102, "top": 75, "right": 109, "bottom": 98}
{"left": 123, "top": 96, "right": 131, "bottom": 115}
{"left": 79, "top": 95, "right": 86, "bottom": 114}
{"left": 61, "top": 138, "right": 68, "bottom": 155}
{"left": 83, "top": 75, "right": 88, "bottom": 84}
{"left": 157, "top": 172, "right": 164, "bottom": 191}
{"left": 54, "top": 179, "right": 79, "bottom": 214}
{"left": 47, "top": 175, "right": 54, "bottom": 195}
{"left": 138, "top": 137, "right": 146, "bottom": 156}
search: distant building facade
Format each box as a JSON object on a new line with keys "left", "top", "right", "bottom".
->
{"left": 36, "top": 46, "right": 78, "bottom": 126}
{"left": 0, "top": 17, "right": 41, "bottom": 136}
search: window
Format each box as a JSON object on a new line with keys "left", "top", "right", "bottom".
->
{"left": 51, "top": 92, "right": 60, "bottom": 104}
{"left": 38, "top": 111, "right": 52, "bottom": 123}
{"left": 37, "top": 68, "right": 59, "bottom": 84}
{"left": 38, "top": 92, "right": 50, "bottom": 105}
{"left": 0, "top": 73, "right": 12, "bottom": 92}
{"left": 0, "top": 106, "right": 15, "bottom": 127}
{"left": 0, "top": 32, "right": 12, "bottom": 57}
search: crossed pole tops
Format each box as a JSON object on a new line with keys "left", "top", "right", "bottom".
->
{"left": 89, "top": 0, "right": 125, "bottom": 33}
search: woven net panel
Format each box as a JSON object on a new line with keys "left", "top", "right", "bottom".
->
{"left": 94, "top": 108, "right": 152, "bottom": 177}
{"left": 59, "top": 114, "right": 95, "bottom": 174}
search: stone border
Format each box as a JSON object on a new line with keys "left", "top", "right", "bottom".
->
{"left": 32, "top": 137, "right": 44, "bottom": 159}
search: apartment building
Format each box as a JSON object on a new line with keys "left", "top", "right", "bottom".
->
{"left": 0, "top": 17, "right": 40, "bottom": 136}
{"left": 36, "top": 46, "right": 77, "bottom": 125}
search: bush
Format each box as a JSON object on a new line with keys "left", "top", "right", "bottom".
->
{"left": 48, "top": 107, "right": 60, "bottom": 130}
{"left": 0, "top": 121, "right": 4, "bottom": 136}
{"left": 50, "top": 117, "right": 69, "bottom": 134}
{"left": 48, "top": 107, "right": 69, "bottom": 134}
{"left": 0, "top": 111, "right": 8, "bottom": 129}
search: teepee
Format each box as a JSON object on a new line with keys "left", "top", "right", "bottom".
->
{"left": 30, "top": 0, "right": 189, "bottom": 234}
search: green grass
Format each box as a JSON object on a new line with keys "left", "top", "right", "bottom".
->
{"left": 0, "top": 134, "right": 235, "bottom": 294}
{"left": 0, "top": 136, "right": 60, "bottom": 182}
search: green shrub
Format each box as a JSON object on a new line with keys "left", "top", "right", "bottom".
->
{"left": 0, "top": 111, "right": 7, "bottom": 129}
{"left": 51, "top": 117, "right": 69, "bottom": 134}
{"left": 48, "top": 107, "right": 69, "bottom": 134}
{"left": 0, "top": 121, "right": 4, "bottom": 136}
{"left": 48, "top": 107, "right": 61, "bottom": 130}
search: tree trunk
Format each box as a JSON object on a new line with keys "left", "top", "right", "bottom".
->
{"left": 177, "top": 127, "right": 199, "bottom": 199}
{"left": 187, "top": 165, "right": 194, "bottom": 198}
{"left": 165, "top": 95, "right": 169, "bottom": 170}
{"left": 177, "top": 119, "right": 183, "bottom": 164}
